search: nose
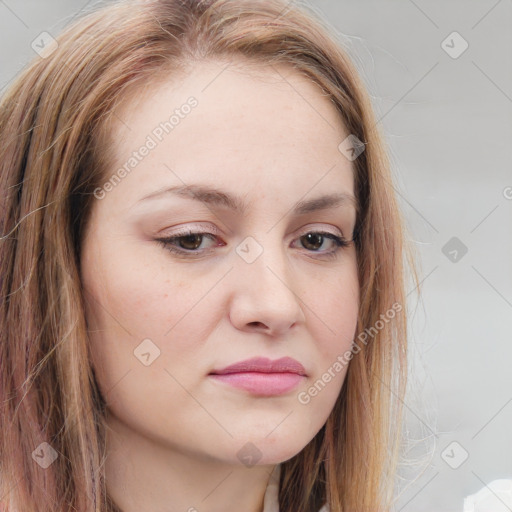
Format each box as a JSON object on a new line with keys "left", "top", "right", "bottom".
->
{"left": 228, "top": 240, "right": 306, "bottom": 337}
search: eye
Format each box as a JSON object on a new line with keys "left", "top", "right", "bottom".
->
{"left": 292, "top": 231, "right": 350, "bottom": 260}
{"left": 155, "top": 228, "right": 351, "bottom": 260}
{"left": 155, "top": 229, "right": 220, "bottom": 258}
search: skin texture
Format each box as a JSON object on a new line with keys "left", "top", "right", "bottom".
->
{"left": 80, "top": 59, "right": 360, "bottom": 512}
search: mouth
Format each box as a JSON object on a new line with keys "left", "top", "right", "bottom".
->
{"left": 208, "top": 371, "right": 305, "bottom": 396}
{"left": 209, "top": 356, "right": 307, "bottom": 396}
{"left": 210, "top": 356, "right": 306, "bottom": 375}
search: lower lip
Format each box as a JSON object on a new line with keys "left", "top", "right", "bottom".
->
{"left": 209, "top": 372, "right": 304, "bottom": 396}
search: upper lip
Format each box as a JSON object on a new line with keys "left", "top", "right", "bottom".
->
{"left": 210, "top": 357, "right": 307, "bottom": 376}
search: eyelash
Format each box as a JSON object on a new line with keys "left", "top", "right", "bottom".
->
{"left": 155, "top": 228, "right": 351, "bottom": 260}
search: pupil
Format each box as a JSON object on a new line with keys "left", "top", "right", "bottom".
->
{"left": 180, "top": 234, "right": 202, "bottom": 250}
{"left": 303, "top": 233, "right": 322, "bottom": 250}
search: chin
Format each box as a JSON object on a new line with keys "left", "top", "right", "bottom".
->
{"left": 229, "top": 436, "right": 310, "bottom": 467}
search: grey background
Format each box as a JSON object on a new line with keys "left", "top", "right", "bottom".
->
{"left": 1, "top": 1, "right": 511, "bottom": 511}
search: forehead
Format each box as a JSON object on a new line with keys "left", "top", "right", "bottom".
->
{"left": 101, "top": 58, "right": 355, "bottom": 210}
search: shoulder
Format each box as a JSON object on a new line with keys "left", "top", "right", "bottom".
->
{"left": 464, "top": 479, "right": 512, "bottom": 511}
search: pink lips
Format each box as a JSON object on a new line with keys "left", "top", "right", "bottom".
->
{"left": 209, "top": 357, "right": 306, "bottom": 396}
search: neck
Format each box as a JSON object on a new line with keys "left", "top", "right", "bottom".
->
{"left": 104, "top": 413, "right": 278, "bottom": 512}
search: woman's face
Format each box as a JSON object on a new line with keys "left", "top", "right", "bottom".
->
{"left": 80, "top": 59, "right": 360, "bottom": 468}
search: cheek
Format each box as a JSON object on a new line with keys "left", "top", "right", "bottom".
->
{"left": 82, "top": 245, "right": 220, "bottom": 384}
{"left": 310, "top": 265, "right": 359, "bottom": 357}
{"left": 83, "top": 237, "right": 190, "bottom": 334}
{"left": 298, "top": 265, "right": 359, "bottom": 409}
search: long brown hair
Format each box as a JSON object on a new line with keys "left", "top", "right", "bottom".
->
{"left": 0, "top": 0, "right": 418, "bottom": 510}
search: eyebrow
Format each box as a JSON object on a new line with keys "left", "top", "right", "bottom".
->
{"left": 137, "top": 184, "right": 358, "bottom": 216}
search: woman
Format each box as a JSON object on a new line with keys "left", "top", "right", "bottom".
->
{"left": 0, "top": 0, "right": 417, "bottom": 510}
